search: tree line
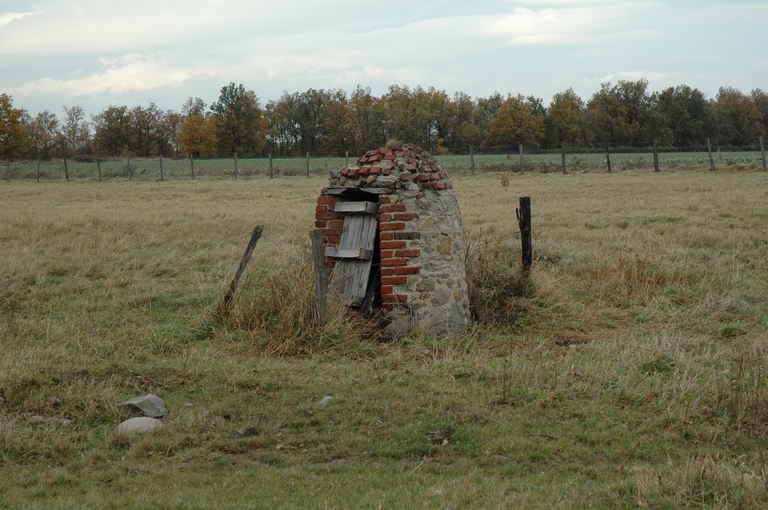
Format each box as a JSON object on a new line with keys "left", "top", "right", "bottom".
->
{"left": 1, "top": 80, "right": 767, "bottom": 162}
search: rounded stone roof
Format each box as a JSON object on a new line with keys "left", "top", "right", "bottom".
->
{"left": 329, "top": 143, "right": 453, "bottom": 192}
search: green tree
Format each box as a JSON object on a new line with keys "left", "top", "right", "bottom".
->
{"left": 749, "top": 89, "right": 767, "bottom": 138}
{"left": 348, "top": 85, "right": 388, "bottom": 154}
{"left": 61, "top": 105, "right": 90, "bottom": 156}
{"left": 482, "top": 94, "right": 545, "bottom": 151}
{"left": 546, "top": 88, "right": 592, "bottom": 148}
{"left": 657, "top": 85, "right": 714, "bottom": 147}
{"left": 713, "top": 87, "right": 762, "bottom": 147}
{"left": 28, "top": 110, "right": 60, "bottom": 159}
{"left": 210, "top": 83, "right": 265, "bottom": 156}
{"left": 92, "top": 105, "right": 132, "bottom": 156}
{"left": 0, "top": 94, "right": 32, "bottom": 161}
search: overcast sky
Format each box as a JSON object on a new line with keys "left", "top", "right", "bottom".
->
{"left": 1, "top": 0, "right": 766, "bottom": 116}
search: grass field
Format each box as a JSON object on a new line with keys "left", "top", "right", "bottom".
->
{"left": 6, "top": 151, "right": 767, "bottom": 181}
{"left": 1, "top": 164, "right": 768, "bottom": 508}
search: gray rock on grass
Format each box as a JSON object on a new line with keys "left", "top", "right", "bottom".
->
{"left": 115, "top": 417, "right": 163, "bottom": 435}
{"left": 119, "top": 394, "right": 167, "bottom": 418}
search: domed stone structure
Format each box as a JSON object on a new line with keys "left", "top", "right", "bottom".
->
{"left": 314, "top": 143, "right": 470, "bottom": 337}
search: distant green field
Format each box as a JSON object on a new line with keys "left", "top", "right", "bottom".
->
{"left": 5, "top": 151, "right": 765, "bottom": 180}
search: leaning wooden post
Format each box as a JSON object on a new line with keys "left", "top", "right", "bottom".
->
{"left": 519, "top": 144, "right": 524, "bottom": 174}
{"left": 310, "top": 229, "right": 329, "bottom": 325}
{"left": 760, "top": 135, "right": 766, "bottom": 171}
{"left": 159, "top": 154, "right": 164, "bottom": 182}
{"left": 516, "top": 197, "right": 532, "bottom": 273}
{"left": 189, "top": 153, "right": 195, "bottom": 180}
{"left": 306, "top": 152, "right": 310, "bottom": 178}
{"left": 63, "top": 157, "right": 69, "bottom": 181}
{"left": 653, "top": 140, "right": 660, "bottom": 172}
{"left": 470, "top": 146, "right": 475, "bottom": 176}
{"left": 561, "top": 143, "right": 567, "bottom": 174}
{"left": 5, "top": 160, "right": 9, "bottom": 183}
{"left": 707, "top": 138, "right": 716, "bottom": 171}
{"left": 234, "top": 152, "right": 238, "bottom": 180}
{"left": 223, "top": 225, "right": 264, "bottom": 312}
{"left": 606, "top": 145, "right": 612, "bottom": 173}
{"left": 97, "top": 157, "right": 102, "bottom": 182}
{"left": 269, "top": 153, "right": 273, "bottom": 179}
{"left": 36, "top": 159, "right": 41, "bottom": 183}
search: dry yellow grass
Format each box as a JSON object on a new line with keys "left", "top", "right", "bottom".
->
{"left": 1, "top": 166, "right": 768, "bottom": 507}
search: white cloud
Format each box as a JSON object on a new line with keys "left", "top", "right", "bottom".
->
{"left": 10, "top": 54, "right": 215, "bottom": 98}
{"left": 0, "top": 11, "right": 38, "bottom": 26}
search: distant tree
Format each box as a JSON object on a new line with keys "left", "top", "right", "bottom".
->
{"left": 546, "top": 88, "right": 592, "bottom": 148}
{"left": 0, "top": 93, "right": 32, "bottom": 161}
{"left": 210, "top": 83, "right": 265, "bottom": 156}
{"left": 483, "top": 94, "right": 545, "bottom": 151}
{"left": 656, "top": 85, "right": 714, "bottom": 147}
{"left": 713, "top": 87, "right": 762, "bottom": 146}
{"left": 749, "top": 89, "right": 768, "bottom": 138}
{"left": 181, "top": 97, "right": 207, "bottom": 118}
{"left": 92, "top": 105, "right": 132, "bottom": 156}
{"left": 61, "top": 105, "right": 91, "bottom": 156}
{"left": 176, "top": 114, "right": 218, "bottom": 157}
{"left": 449, "top": 91, "right": 480, "bottom": 153}
{"left": 128, "top": 103, "right": 163, "bottom": 156}
{"left": 347, "top": 85, "right": 389, "bottom": 154}
{"left": 588, "top": 80, "right": 671, "bottom": 147}
{"left": 156, "top": 110, "right": 182, "bottom": 156}
{"left": 28, "top": 110, "right": 60, "bottom": 159}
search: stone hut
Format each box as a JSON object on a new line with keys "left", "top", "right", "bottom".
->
{"left": 314, "top": 143, "right": 470, "bottom": 337}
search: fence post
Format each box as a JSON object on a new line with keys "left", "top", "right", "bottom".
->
{"left": 97, "top": 157, "right": 102, "bottom": 182}
{"left": 707, "top": 138, "right": 716, "bottom": 171}
{"left": 306, "top": 152, "right": 310, "bottom": 178}
{"left": 269, "top": 153, "right": 273, "bottom": 179}
{"left": 5, "top": 160, "right": 9, "bottom": 183}
{"left": 516, "top": 197, "right": 532, "bottom": 273}
{"left": 189, "top": 153, "right": 195, "bottom": 180}
{"left": 63, "top": 157, "right": 69, "bottom": 181}
{"left": 760, "top": 135, "right": 767, "bottom": 172}
{"left": 345, "top": 150, "right": 349, "bottom": 167}
{"left": 127, "top": 156, "right": 132, "bottom": 181}
{"left": 470, "top": 146, "right": 475, "bottom": 176}
{"left": 653, "top": 140, "right": 660, "bottom": 172}
{"left": 311, "top": 229, "right": 328, "bottom": 325}
{"left": 159, "top": 154, "right": 164, "bottom": 182}
{"left": 606, "top": 145, "right": 612, "bottom": 173}
{"left": 36, "top": 159, "right": 41, "bottom": 183}
{"left": 561, "top": 144, "right": 566, "bottom": 174}
{"left": 234, "top": 152, "right": 238, "bottom": 180}
{"left": 519, "top": 144, "right": 524, "bottom": 174}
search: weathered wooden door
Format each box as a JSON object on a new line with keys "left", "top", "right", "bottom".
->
{"left": 327, "top": 201, "right": 379, "bottom": 307}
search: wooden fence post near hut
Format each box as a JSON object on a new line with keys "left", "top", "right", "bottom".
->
{"left": 97, "top": 157, "right": 102, "bottom": 182}
{"left": 561, "top": 144, "right": 567, "bottom": 174}
{"left": 605, "top": 145, "right": 612, "bottom": 173}
{"left": 760, "top": 135, "right": 766, "bottom": 172}
{"left": 63, "top": 157, "right": 69, "bottom": 181}
{"left": 234, "top": 152, "right": 238, "bottom": 180}
{"left": 470, "top": 146, "right": 475, "bottom": 176}
{"left": 5, "top": 160, "right": 9, "bottom": 183}
{"left": 653, "top": 140, "right": 660, "bottom": 172}
{"left": 127, "top": 156, "right": 132, "bottom": 181}
{"left": 345, "top": 151, "right": 349, "bottom": 166}
{"left": 159, "top": 155, "right": 164, "bottom": 182}
{"left": 310, "top": 229, "right": 328, "bottom": 325}
{"left": 269, "top": 153, "right": 273, "bottom": 179}
{"left": 516, "top": 196, "right": 532, "bottom": 273}
{"left": 36, "top": 159, "right": 41, "bottom": 183}
{"left": 519, "top": 144, "right": 524, "bottom": 174}
{"left": 222, "top": 225, "right": 264, "bottom": 312}
{"left": 707, "top": 138, "right": 716, "bottom": 171}
{"left": 306, "top": 152, "right": 310, "bottom": 178}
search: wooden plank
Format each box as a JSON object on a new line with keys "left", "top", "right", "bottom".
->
{"left": 321, "top": 187, "right": 390, "bottom": 196}
{"left": 332, "top": 214, "right": 378, "bottom": 307}
{"left": 326, "top": 247, "right": 372, "bottom": 260}
{"left": 334, "top": 201, "right": 379, "bottom": 214}
{"left": 310, "top": 229, "right": 328, "bottom": 325}
{"left": 222, "top": 225, "right": 264, "bottom": 312}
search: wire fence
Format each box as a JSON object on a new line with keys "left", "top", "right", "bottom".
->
{"left": 3, "top": 145, "right": 767, "bottom": 182}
